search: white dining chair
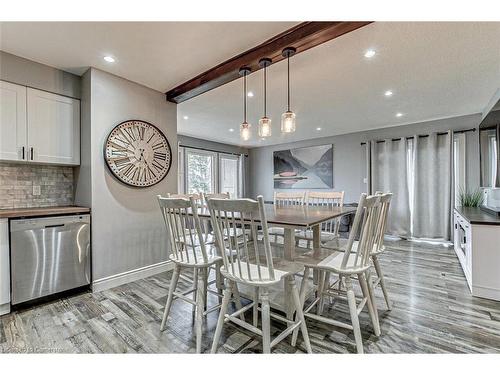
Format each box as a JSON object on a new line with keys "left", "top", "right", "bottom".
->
{"left": 292, "top": 193, "right": 383, "bottom": 353}
{"left": 167, "top": 192, "right": 221, "bottom": 308}
{"left": 269, "top": 191, "right": 305, "bottom": 243}
{"left": 322, "top": 192, "right": 393, "bottom": 312}
{"left": 296, "top": 191, "right": 344, "bottom": 248}
{"left": 157, "top": 195, "right": 230, "bottom": 353}
{"left": 202, "top": 191, "right": 230, "bottom": 204}
{"left": 369, "top": 192, "right": 393, "bottom": 311}
{"left": 167, "top": 192, "right": 203, "bottom": 206}
{"left": 208, "top": 196, "right": 312, "bottom": 354}
{"left": 202, "top": 191, "right": 249, "bottom": 244}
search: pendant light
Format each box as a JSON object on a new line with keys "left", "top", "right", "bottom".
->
{"left": 239, "top": 67, "right": 252, "bottom": 141}
{"left": 258, "top": 58, "right": 272, "bottom": 138}
{"left": 281, "top": 47, "right": 297, "bottom": 133}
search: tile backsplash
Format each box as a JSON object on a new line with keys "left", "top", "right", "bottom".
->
{"left": 0, "top": 162, "right": 74, "bottom": 209}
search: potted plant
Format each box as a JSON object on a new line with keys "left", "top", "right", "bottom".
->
{"left": 459, "top": 188, "right": 484, "bottom": 207}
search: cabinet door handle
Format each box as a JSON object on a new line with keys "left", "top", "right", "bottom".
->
{"left": 30, "top": 147, "right": 34, "bottom": 161}
{"left": 21, "top": 146, "right": 25, "bottom": 160}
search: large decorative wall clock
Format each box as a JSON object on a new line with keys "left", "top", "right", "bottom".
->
{"left": 104, "top": 120, "right": 172, "bottom": 187}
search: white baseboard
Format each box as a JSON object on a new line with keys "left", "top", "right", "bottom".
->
{"left": 0, "top": 302, "right": 10, "bottom": 316}
{"left": 92, "top": 260, "right": 174, "bottom": 293}
{"left": 472, "top": 284, "right": 500, "bottom": 302}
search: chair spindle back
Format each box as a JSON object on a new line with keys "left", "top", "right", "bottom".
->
{"left": 373, "top": 192, "right": 392, "bottom": 253}
{"left": 207, "top": 196, "right": 276, "bottom": 282}
{"left": 273, "top": 191, "right": 305, "bottom": 206}
{"left": 341, "top": 194, "right": 382, "bottom": 270}
{"left": 305, "top": 191, "right": 344, "bottom": 234}
{"left": 203, "top": 192, "right": 230, "bottom": 206}
{"left": 157, "top": 195, "right": 208, "bottom": 265}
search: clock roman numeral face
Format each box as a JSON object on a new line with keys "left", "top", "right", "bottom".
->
{"left": 104, "top": 120, "right": 172, "bottom": 187}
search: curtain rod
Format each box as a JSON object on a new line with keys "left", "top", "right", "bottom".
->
{"left": 360, "top": 128, "right": 476, "bottom": 146}
{"left": 179, "top": 144, "right": 248, "bottom": 157}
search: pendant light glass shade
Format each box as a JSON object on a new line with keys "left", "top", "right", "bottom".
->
{"left": 281, "top": 47, "right": 296, "bottom": 134}
{"left": 258, "top": 117, "right": 272, "bottom": 137}
{"left": 239, "top": 67, "right": 252, "bottom": 141}
{"left": 240, "top": 122, "right": 251, "bottom": 140}
{"left": 281, "top": 111, "right": 296, "bottom": 133}
{"left": 258, "top": 58, "right": 272, "bottom": 138}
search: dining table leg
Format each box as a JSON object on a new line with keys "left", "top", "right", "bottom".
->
{"left": 283, "top": 228, "right": 296, "bottom": 325}
{"left": 312, "top": 224, "right": 321, "bottom": 285}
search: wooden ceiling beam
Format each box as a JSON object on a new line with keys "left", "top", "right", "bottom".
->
{"left": 165, "top": 21, "right": 372, "bottom": 103}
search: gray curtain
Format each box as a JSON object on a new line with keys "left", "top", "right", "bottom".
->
{"left": 412, "top": 131, "right": 453, "bottom": 240}
{"left": 238, "top": 154, "right": 247, "bottom": 198}
{"left": 370, "top": 139, "right": 411, "bottom": 237}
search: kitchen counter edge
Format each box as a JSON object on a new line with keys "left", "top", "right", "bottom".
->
{"left": 455, "top": 206, "right": 500, "bottom": 226}
{"left": 0, "top": 206, "right": 91, "bottom": 219}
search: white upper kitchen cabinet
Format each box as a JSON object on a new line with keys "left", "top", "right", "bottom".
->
{"left": 27, "top": 87, "right": 80, "bottom": 165}
{"left": 0, "top": 80, "right": 27, "bottom": 161}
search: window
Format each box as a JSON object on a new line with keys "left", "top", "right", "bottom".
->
{"left": 219, "top": 154, "right": 239, "bottom": 198}
{"left": 186, "top": 149, "right": 216, "bottom": 194}
{"left": 179, "top": 146, "right": 243, "bottom": 197}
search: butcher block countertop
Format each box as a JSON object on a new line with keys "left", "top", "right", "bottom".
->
{"left": 0, "top": 206, "right": 90, "bottom": 219}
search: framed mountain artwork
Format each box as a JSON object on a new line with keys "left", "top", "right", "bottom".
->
{"left": 273, "top": 144, "right": 333, "bottom": 189}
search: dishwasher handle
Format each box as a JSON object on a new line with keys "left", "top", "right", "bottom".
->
{"left": 44, "top": 224, "right": 65, "bottom": 228}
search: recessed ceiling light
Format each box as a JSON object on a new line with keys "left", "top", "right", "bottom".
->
{"left": 316, "top": 127, "right": 322, "bottom": 131}
{"left": 247, "top": 91, "right": 254, "bottom": 98}
{"left": 261, "top": 138, "right": 265, "bottom": 141}
{"left": 364, "top": 49, "right": 376, "bottom": 58}
{"left": 103, "top": 56, "right": 115, "bottom": 63}
{"left": 183, "top": 116, "right": 188, "bottom": 120}
{"left": 384, "top": 90, "right": 393, "bottom": 97}
{"left": 396, "top": 112, "right": 404, "bottom": 117}
{"left": 229, "top": 128, "right": 234, "bottom": 132}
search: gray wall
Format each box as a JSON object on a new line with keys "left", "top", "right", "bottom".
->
{"left": 249, "top": 114, "right": 481, "bottom": 203}
{"left": 75, "top": 68, "right": 177, "bottom": 281}
{"left": 0, "top": 51, "right": 81, "bottom": 98}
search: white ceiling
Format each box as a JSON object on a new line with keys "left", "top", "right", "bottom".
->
{"left": 0, "top": 21, "right": 297, "bottom": 91}
{"left": 1, "top": 22, "right": 499, "bottom": 149}
{"left": 178, "top": 22, "right": 500, "bottom": 147}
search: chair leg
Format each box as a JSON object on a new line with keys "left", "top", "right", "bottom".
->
{"left": 253, "top": 287, "right": 259, "bottom": 327}
{"left": 160, "top": 264, "right": 180, "bottom": 331}
{"left": 260, "top": 288, "right": 271, "bottom": 354}
{"left": 195, "top": 269, "right": 207, "bottom": 353}
{"left": 345, "top": 276, "right": 363, "bottom": 354}
{"left": 359, "top": 272, "right": 381, "bottom": 337}
{"left": 317, "top": 270, "right": 326, "bottom": 315}
{"left": 290, "top": 276, "right": 312, "bottom": 353}
{"left": 202, "top": 267, "right": 209, "bottom": 311}
{"left": 192, "top": 268, "right": 198, "bottom": 315}
{"left": 373, "top": 255, "right": 391, "bottom": 310}
{"left": 292, "top": 267, "right": 310, "bottom": 346}
{"left": 215, "top": 262, "right": 223, "bottom": 304}
{"left": 366, "top": 269, "right": 380, "bottom": 334}
{"left": 232, "top": 282, "right": 245, "bottom": 322}
{"left": 211, "top": 281, "right": 233, "bottom": 354}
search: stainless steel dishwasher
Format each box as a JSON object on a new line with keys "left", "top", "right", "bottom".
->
{"left": 10, "top": 214, "right": 91, "bottom": 305}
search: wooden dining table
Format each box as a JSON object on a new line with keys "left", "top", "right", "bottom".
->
{"left": 194, "top": 203, "right": 356, "bottom": 317}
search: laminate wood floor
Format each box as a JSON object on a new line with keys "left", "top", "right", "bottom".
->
{"left": 2, "top": 240, "right": 500, "bottom": 354}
